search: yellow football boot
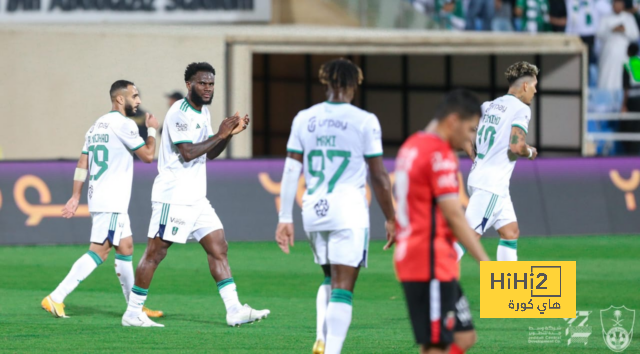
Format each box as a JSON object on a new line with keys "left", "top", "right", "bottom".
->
{"left": 312, "top": 339, "right": 325, "bottom": 354}
{"left": 143, "top": 306, "right": 164, "bottom": 318}
{"left": 41, "top": 295, "right": 68, "bottom": 318}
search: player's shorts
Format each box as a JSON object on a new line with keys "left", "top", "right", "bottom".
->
{"left": 402, "top": 280, "right": 474, "bottom": 347}
{"left": 90, "top": 212, "right": 132, "bottom": 246}
{"left": 147, "top": 199, "right": 223, "bottom": 244}
{"left": 306, "top": 228, "right": 369, "bottom": 268}
{"left": 465, "top": 186, "right": 517, "bottom": 235}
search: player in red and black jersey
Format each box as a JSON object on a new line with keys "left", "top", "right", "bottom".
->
{"left": 390, "top": 90, "right": 490, "bottom": 354}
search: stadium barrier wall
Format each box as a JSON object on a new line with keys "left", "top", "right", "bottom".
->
{"left": 0, "top": 158, "right": 638, "bottom": 246}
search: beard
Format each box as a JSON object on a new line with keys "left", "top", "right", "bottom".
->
{"left": 191, "top": 90, "right": 213, "bottom": 106}
{"left": 124, "top": 102, "right": 137, "bottom": 117}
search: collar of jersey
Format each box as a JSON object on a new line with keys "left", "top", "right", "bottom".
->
{"left": 109, "top": 110, "right": 126, "bottom": 117}
{"left": 324, "top": 101, "right": 349, "bottom": 105}
{"left": 182, "top": 99, "right": 202, "bottom": 114}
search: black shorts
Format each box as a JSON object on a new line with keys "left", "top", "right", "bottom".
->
{"left": 402, "top": 280, "right": 474, "bottom": 347}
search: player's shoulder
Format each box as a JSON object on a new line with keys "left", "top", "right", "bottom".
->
{"left": 403, "top": 132, "right": 451, "bottom": 156}
{"left": 291, "top": 102, "right": 324, "bottom": 125}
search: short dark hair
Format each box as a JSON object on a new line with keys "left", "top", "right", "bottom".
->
{"left": 110, "top": 80, "right": 134, "bottom": 99}
{"left": 505, "top": 61, "right": 539, "bottom": 85}
{"left": 434, "top": 89, "right": 482, "bottom": 121}
{"left": 629, "top": 43, "right": 639, "bottom": 57}
{"left": 319, "top": 58, "right": 363, "bottom": 90}
{"left": 184, "top": 62, "right": 216, "bottom": 82}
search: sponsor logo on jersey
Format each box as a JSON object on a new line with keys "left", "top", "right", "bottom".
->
{"left": 130, "top": 130, "right": 139, "bottom": 137}
{"left": 431, "top": 152, "right": 457, "bottom": 172}
{"left": 96, "top": 123, "right": 110, "bottom": 130}
{"left": 308, "top": 117, "right": 316, "bottom": 132}
{"left": 314, "top": 199, "right": 329, "bottom": 217}
{"left": 318, "top": 119, "right": 348, "bottom": 131}
{"left": 119, "top": 222, "right": 124, "bottom": 228}
{"left": 487, "top": 102, "right": 507, "bottom": 113}
{"left": 196, "top": 124, "right": 201, "bottom": 129}
{"left": 437, "top": 173, "right": 458, "bottom": 189}
{"left": 89, "top": 125, "right": 95, "bottom": 134}
{"left": 170, "top": 217, "right": 186, "bottom": 226}
{"left": 176, "top": 123, "right": 188, "bottom": 132}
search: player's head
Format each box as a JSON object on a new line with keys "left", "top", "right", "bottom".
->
{"left": 506, "top": 61, "right": 539, "bottom": 105}
{"left": 433, "top": 89, "right": 482, "bottom": 150}
{"left": 319, "top": 58, "right": 363, "bottom": 102}
{"left": 184, "top": 62, "right": 216, "bottom": 106}
{"left": 110, "top": 80, "right": 140, "bottom": 117}
{"left": 629, "top": 43, "right": 639, "bottom": 57}
{"left": 613, "top": 0, "right": 625, "bottom": 14}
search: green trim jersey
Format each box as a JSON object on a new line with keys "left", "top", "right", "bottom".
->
{"left": 152, "top": 99, "right": 214, "bottom": 205}
{"left": 82, "top": 111, "right": 145, "bottom": 213}
{"left": 286, "top": 102, "right": 383, "bottom": 232}
{"left": 468, "top": 95, "right": 531, "bottom": 197}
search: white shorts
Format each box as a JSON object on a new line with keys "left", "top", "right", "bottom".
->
{"left": 90, "top": 212, "right": 131, "bottom": 246}
{"left": 465, "top": 187, "right": 517, "bottom": 235}
{"left": 148, "top": 200, "right": 223, "bottom": 244}
{"left": 306, "top": 228, "right": 370, "bottom": 268}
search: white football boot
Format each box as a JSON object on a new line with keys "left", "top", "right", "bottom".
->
{"left": 227, "top": 304, "right": 270, "bottom": 327}
{"left": 122, "top": 312, "right": 165, "bottom": 327}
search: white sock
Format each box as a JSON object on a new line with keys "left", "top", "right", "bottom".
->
{"left": 316, "top": 278, "right": 331, "bottom": 342}
{"left": 115, "top": 254, "right": 134, "bottom": 303}
{"left": 125, "top": 286, "right": 148, "bottom": 316}
{"left": 217, "top": 278, "right": 242, "bottom": 314}
{"left": 50, "top": 251, "right": 102, "bottom": 303}
{"left": 454, "top": 242, "right": 466, "bottom": 262}
{"left": 497, "top": 239, "right": 518, "bottom": 261}
{"left": 325, "top": 289, "right": 353, "bottom": 354}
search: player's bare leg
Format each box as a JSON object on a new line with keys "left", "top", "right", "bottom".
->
{"left": 122, "top": 237, "right": 171, "bottom": 327}
{"left": 449, "top": 330, "right": 477, "bottom": 354}
{"left": 419, "top": 344, "right": 448, "bottom": 354}
{"left": 496, "top": 222, "right": 519, "bottom": 261}
{"left": 313, "top": 265, "right": 332, "bottom": 354}
{"left": 324, "top": 264, "right": 360, "bottom": 354}
{"left": 114, "top": 237, "right": 163, "bottom": 318}
{"left": 42, "top": 241, "right": 111, "bottom": 318}
{"left": 199, "top": 230, "right": 270, "bottom": 326}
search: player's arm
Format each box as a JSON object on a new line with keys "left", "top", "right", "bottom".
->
{"left": 509, "top": 126, "right": 537, "bottom": 160}
{"left": 438, "top": 196, "right": 490, "bottom": 263}
{"left": 366, "top": 156, "right": 396, "bottom": 250}
{"left": 276, "top": 152, "right": 303, "bottom": 254}
{"left": 206, "top": 114, "right": 250, "bottom": 160}
{"left": 62, "top": 153, "right": 89, "bottom": 219}
{"left": 176, "top": 114, "right": 244, "bottom": 162}
{"left": 133, "top": 113, "right": 159, "bottom": 163}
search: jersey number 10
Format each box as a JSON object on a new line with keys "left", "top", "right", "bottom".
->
{"left": 87, "top": 145, "right": 109, "bottom": 181}
{"left": 476, "top": 125, "right": 496, "bottom": 159}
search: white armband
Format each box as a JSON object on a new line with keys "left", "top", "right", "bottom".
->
{"left": 278, "top": 157, "right": 303, "bottom": 223}
{"left": 527, "top": 148, "right": 533, "bottom": 159}
{"left": 74, "top": 168, "right": 88, "bottom": 182}
{"left": 147, "top": 127, "right": 157, "bottom": 138}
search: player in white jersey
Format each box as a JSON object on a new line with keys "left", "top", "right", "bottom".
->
{"left": 275, "top": 59, "right": 396, "bottom": 354}
{"left": 121, "top": 62, "right": 270, "bottom": 328}
{"left": 42, "top": 80, "right": 163, "bottom": 319}
{"left": 455, "top": 62, "right": 540, "bottom": 262}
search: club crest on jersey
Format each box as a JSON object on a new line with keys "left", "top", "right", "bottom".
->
{"left": 601, "top": 306, "right": 635, "bottom": 352}
{"left": 172, "top": 227, "right": 179, "bottom": 236}
{"left": 196, "top": 124, "right": 201, "bottom": 129}
{"left": 314, "top": 199, "right": 329, "bottom": 217}
{"left": 444, "top": 311, "right": 456, "bottom": 331}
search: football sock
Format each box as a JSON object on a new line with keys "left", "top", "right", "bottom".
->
{"left": 497, "top": 239, "right": 518, "bottom": 261}
{"left": 125, "top": 285, "right": 148, "bottom": 316}
{"left": 50, "top": 251, "right": 102, "bottom": 303}
{"left": 454, "top": 242, "right": 466, "bottom": 262}
{"left": 325, "top": 289, "right": 353, "bottom": 354}
{"left": 217, "top": 278, "right": 242, "bottom": 314}
{"left": 316, "top": 277, "right": 331, "bottom": 341}
{"left": 449, "top": 343, "right": 466, "bottom": 354}
{"left": 115, "top": 254, "right": 134, "bottom": 303}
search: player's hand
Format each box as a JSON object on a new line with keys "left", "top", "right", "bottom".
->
{"left": 231, "top": 114, "right": 250, "bottom": 135}
{"left": 528, "top": 146, "right": 538, "bottom": 160}
{"left": 275, "top": 222, "right": 294, "bottom": 254}
{"left": 218, "top": 113, "right": 241, "bottom": 139}
{"left": 614, "top": 24, "right": 626, "bottom": 32}
{"left": 383, "top": 220, "right": 396, "bottom": 250}
{"left": 145, "top": 113, "right": 159, "bottom": 129}
{"left": 61, "top": 197, "right": 80, "bottom": 219}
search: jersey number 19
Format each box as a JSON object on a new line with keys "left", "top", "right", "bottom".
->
{"left": 88, "top": 145, "right": 109, "bottom": 181}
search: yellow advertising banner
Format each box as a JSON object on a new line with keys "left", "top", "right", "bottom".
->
{"left": 480, "top": 261, "right": 576, "bottom": 318}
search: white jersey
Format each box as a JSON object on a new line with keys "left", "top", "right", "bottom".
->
{"left": 152, "top": 99, "right": 214, "bottom": 205}
{"left": 82, "top": 111, "right": 145, "bottom": 213}
{"left": 286, "top": 102, "right": 383, "bottom": 232}
{"left": 468, "top": 94, "right": 531, "bottom": 197}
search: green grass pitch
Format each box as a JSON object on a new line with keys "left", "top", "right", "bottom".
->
{"left": 1, "top": 236, "right": 638, "bottom": 353}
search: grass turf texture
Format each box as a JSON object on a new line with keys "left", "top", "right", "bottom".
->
{"left": 1, "top": 236, "right": 638, "bottom": 353}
